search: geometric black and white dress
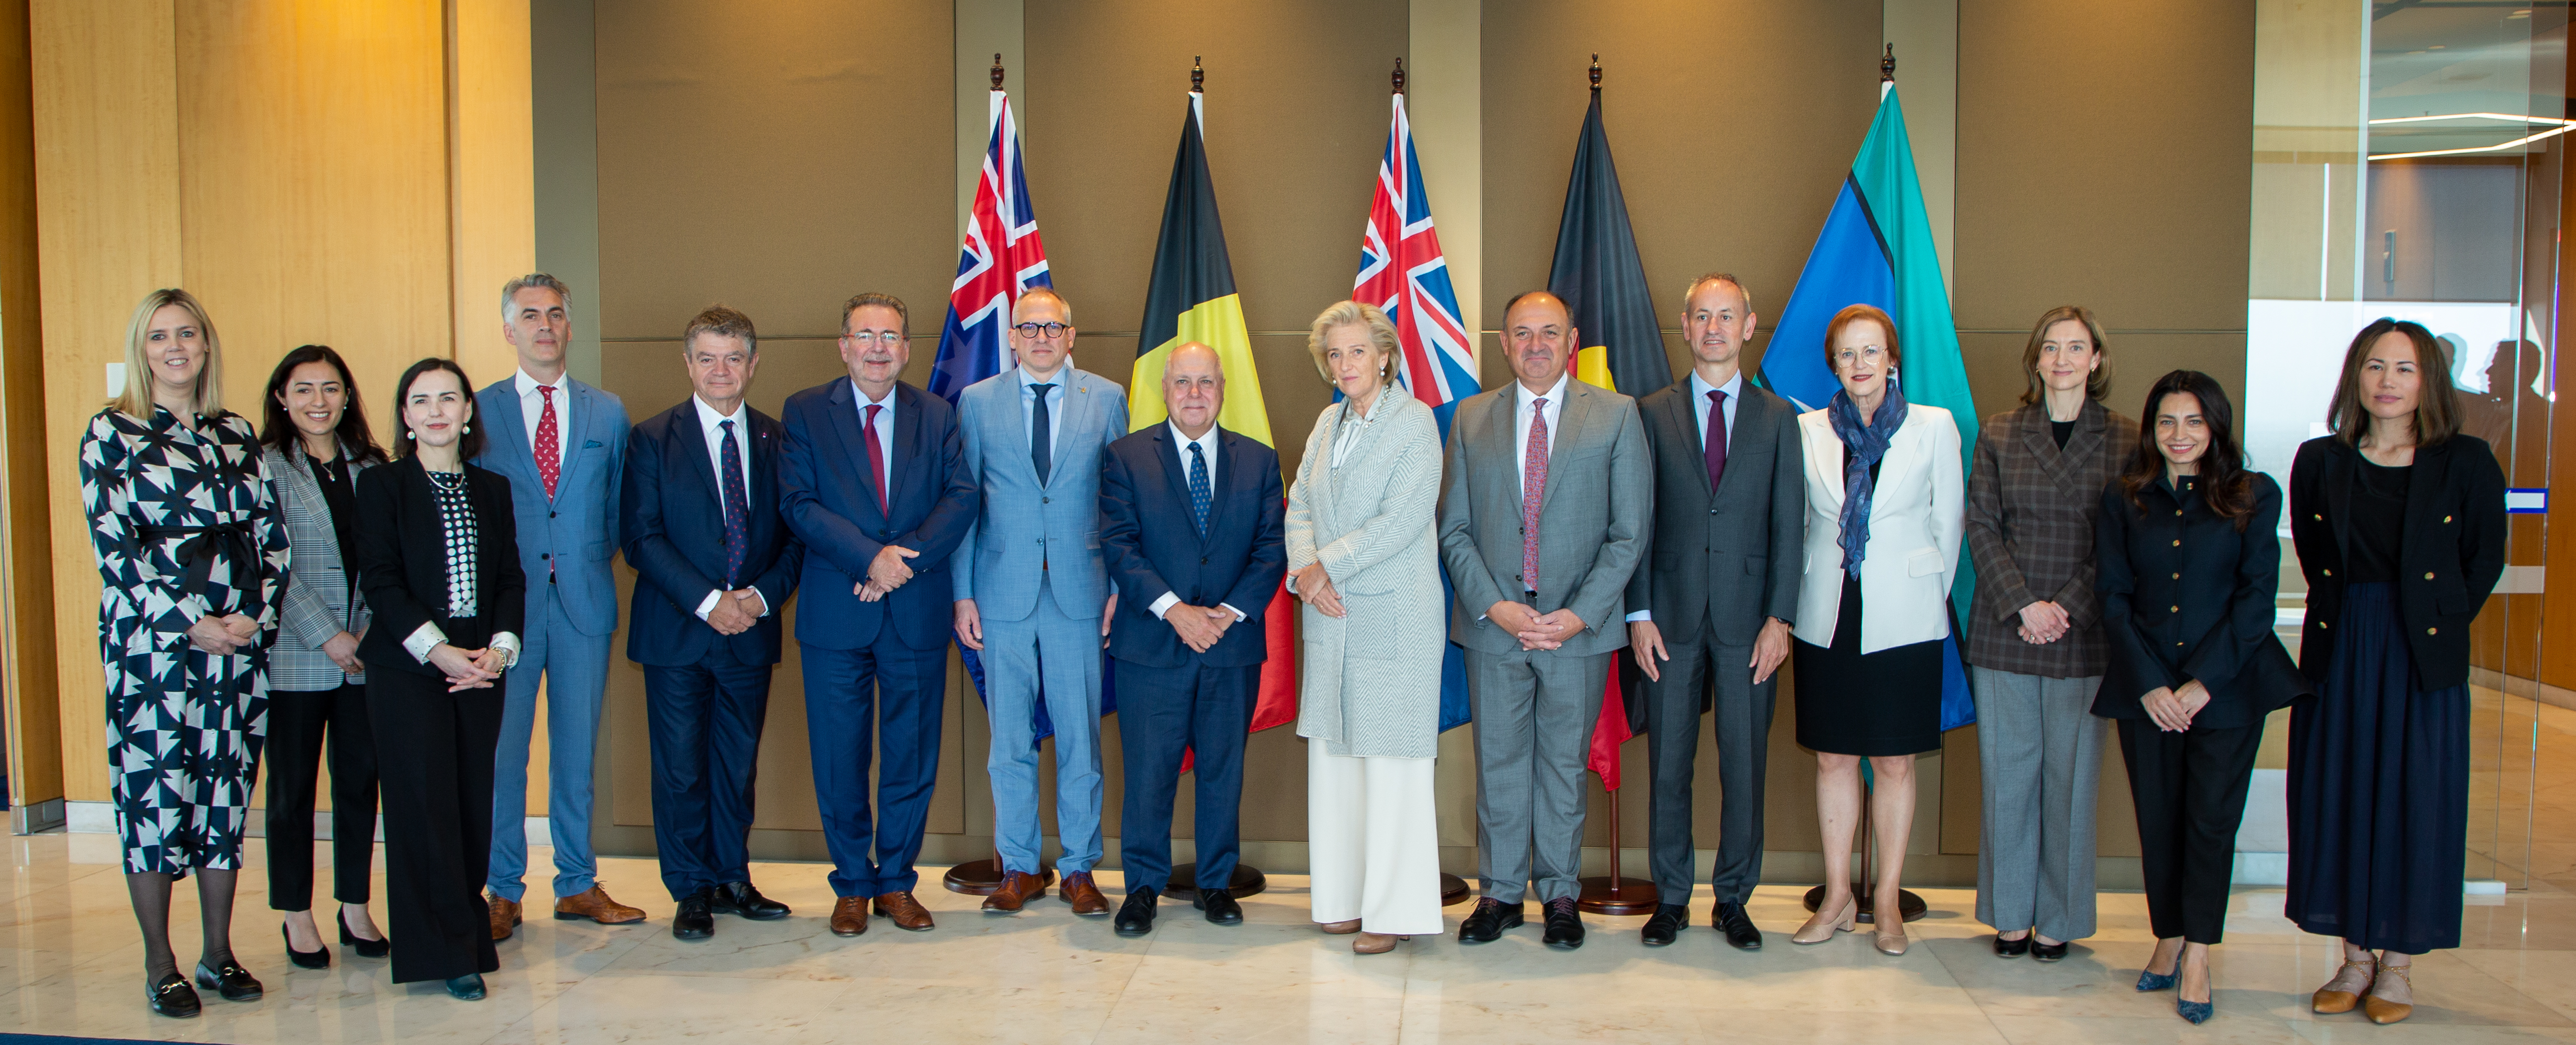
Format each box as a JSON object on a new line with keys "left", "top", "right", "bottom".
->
{"left": 79, "top": 406, "right": 288, "bottom": 876}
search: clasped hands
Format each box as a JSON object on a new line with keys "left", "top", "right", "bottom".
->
{"left": 2016, "top": 600, "right": 2071, "bottom": 644}
{"left": 1489, "top": 601, "right": 1584, "bottom": 651}
{"left": 854, "top": 544, "right": 920, "bottom": 602}
{"left": 185, "top": 613, "right": 259, "bottom": 656}
{"left": 1166, "top": 601, "right": 1236, "bottom": 654}
{"left": 2140, "top": 679, "right": 2211, "bottom": 732}
{"left": 425, "top": 642, "right": 508, "bottom": 693}
{"left": 705, "top": 588, "right": 768, "bottom": 635}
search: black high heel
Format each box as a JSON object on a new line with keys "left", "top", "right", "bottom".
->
{"left": 282, "top": 922, "right": 331, "bottom": 969}
{"left": 339, "top": 908, "right": 390, "bottom": 958}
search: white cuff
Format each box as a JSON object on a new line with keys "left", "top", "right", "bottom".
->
{"left": 695, "top": 589, "right": 722, "bottom": 621}
{"left": 1626, "top": 610, "right": 1652, "bottom": 623}
{"left": 1148, "top": 592, "right": 1180, "bottom": 620}
{"left": 1217, "top": 602, "right": 1246, "bottom": 622}
{"left": 489, "top": 631, "right": 521, "bottom": 669}
{"left": 748, "top": 589, "right": 772, "bottom": 617}
{"left": 403, "top": 622, "right": 448, "bottom": 664}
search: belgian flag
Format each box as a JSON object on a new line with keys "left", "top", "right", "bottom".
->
{"left": 1545, "top": 80, "right": 1668, "bottom": 788}
{"left": 1134, "top": 87, "right": 1294, "bottom": 751}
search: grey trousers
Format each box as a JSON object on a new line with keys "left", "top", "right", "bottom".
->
{"left": 1971, "top": 665, "right": 2106, "bottom": 941}
{"left": 1642, "top": 624, "right": 1775, "bottom": 906}
{"left": 1465, "top": 646, "right": 1613, "bottom": 904}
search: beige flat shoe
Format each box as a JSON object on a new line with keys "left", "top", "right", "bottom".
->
{"left": 1874, "top": 924, "right": 1909, "bottom": 956}
{"left": 1793, "top": 898, "right": 1856, "bottom": 945}
{"left": 1352, "top": 932, "right": 1406, "bottom": 954}
{"left": 1318, "top": 919, "right": 1363, "bottom": 935}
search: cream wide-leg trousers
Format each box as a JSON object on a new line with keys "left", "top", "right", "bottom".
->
{"left": 1306, "top": 741, "right": 1444, "bottom": 936}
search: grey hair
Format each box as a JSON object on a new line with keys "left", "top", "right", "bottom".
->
{"left": 501, "top": 273, "right": 573, "bottom": 321}
{"left": 1680, "top": 272, "right": 1753, "bottom": 320}
{"left": 683, "top": 304, "right": 758, "bottom": 356}
{"left": 1012, "top": 286, "right": 1074, "bottom": 326}
{"left": 1305, "top": 300, "right": 1400, "bottom": 385}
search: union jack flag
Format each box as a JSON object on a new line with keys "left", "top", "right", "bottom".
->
{"left": 1354, "top": 91, "right": 1477, "bottom": 733}
{"left": 930, "top": 90, "right": 1050, "bottom": 401}
{"left": 1354, "top": 93, "right": 1478, "bottom": 433}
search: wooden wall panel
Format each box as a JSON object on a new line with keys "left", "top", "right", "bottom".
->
{"left": 448, "top": 0, "right": 536, "bottom": 387}
{"left": 0, "top": 0, "right": 59, "bottom": 814}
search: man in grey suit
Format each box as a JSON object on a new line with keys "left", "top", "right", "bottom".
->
{"left": 1439, "top": 290, "right": 1651, "bottom": 951}
{"left": 951, "top": 287, "right": 1128, "bottom": 918}
{"left": 1626, "top": 274, "right": 1804, "bottom": 951}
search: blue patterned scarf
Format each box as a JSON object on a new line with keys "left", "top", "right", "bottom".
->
{"left": 1827, "top": 382, "right": 1909, "bottom": 576}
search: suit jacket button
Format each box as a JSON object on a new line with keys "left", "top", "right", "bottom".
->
{"left": 2428, "top": 627, "right": 2438, "bottom": 635}
{"left": 2444, "top": 515, "right": 2453, "bottom": 523}
{"left": 1201, "top": 557, "right": 1208, "bottom": 564}
{"left": 550, "top": 511, "right": 558, "bottom": 519}
{"left": 2323, "top": 568, "right": 2332, "bottom": 576}
{"left": 2423, "top": 572, "right": 2435, "bottom": 580}
{"left": 1043, "top": 497, "right": 1051, "bottom": 504}
{"left": 2170, "top": 606, "right": 2180, "bottom": 613}
{"left": 2319, "top": 621, "right": 2328, "bottom": 628}
{"left": 542, "top": 553, "right": 551, "bottom": 560}
{"left": 2170, "top": 540, "right": 2180, "bottom": 547}
{"left": 2170, "top": 573, "right": 2180, "bottom": 580}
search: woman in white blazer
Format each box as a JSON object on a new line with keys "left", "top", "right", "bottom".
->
{"left": 1787, "top": 304, "right": 1963, "bottom": 957}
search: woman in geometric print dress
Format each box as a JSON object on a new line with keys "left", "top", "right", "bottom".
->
{"left": 78, "top": 288, "right": 290, "bottom": 1019}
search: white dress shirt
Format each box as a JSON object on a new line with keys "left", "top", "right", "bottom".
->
{"left": 850, "top": 379, "right": 898, "bottom": 473}
{"left": 1147, "top": 420, "right": 1245, "bottom": 624}
{"left": 1630, "top": 369, "right": 1744, "bottom": 623}
{"left": 1514, "top": 371, "right": 1570, "bottom": 502}
{"left": 690, "top": 396, "right": 771, "bottom": 622}
{"left": 1015, "top": 365, "right": 1067, "bottom": 465}
{"left": 513, "top": 369, "right": 573, "bottom": 476}
{"left": 1330, "top": 392, "right": 1385, "bottom": 469}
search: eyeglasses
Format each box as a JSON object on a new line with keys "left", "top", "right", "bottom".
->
{"left": 1012, "top": 321, "right": 1073, "bottom": 339}
{"left": 844, "top": 330, "right": 906, "bottom": 347}
{"left": 1834, "top": 346, "right": 1888, "bottom": 365}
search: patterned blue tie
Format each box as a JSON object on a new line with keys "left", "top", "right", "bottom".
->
{"left": 718, "top": 419, "right": 749, "bottom": 589}
{"left": 1187, "top": 440, "right": 1212, "bottom": 535}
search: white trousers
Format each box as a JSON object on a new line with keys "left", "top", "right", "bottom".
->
{"left": 1306, "top": 741, "right": 1444, "bottom": 936}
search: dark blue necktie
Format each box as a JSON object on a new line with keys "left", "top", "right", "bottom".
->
{"left": 717, "top": 419, "right": 748, "bottom": 589}
{"left": 1187, "top": 440, "right": 1212, "bottom": 535}
{"left": 1030, "top": 383, "right": 1055, "bottom": 484}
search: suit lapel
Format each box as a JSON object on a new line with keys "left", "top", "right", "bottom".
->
{"left": 1808, "top": 417, "right": 1848, "bottom": 510}
{"left": 483, "top": 381, "right": 530, "bottom": 483}
{"left": 1538, "top": 383, "right": 1589, "bottom": 512}
{"left": 748, "top": 409, "right": 780, "bottom": 541}
{"left": 673, "top": 404, "right": 720, "bottom": 500}
{"left": 1659, "top": 383, "right": 1715, "bottom": 502}
{"left": 2322, "top": 441, "right": 2357, "bottom": 561}
{"left": 826, "top": 381, "right": 885, "bottom": 518}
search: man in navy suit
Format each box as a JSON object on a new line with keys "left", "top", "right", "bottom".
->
{"left": 1097, "top": 343, "right": 1285, "bottom": 936}
{"left": 778, "top": 292, "right": 978, "bottom": 938}
{"left": 621, "top": 305, "right": 804, "bottom": 941}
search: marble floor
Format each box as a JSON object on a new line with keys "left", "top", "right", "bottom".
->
{"left": 5, "top": 828, "right": 2576, "bottom": 1045}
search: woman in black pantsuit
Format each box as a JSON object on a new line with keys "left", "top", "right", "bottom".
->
{"left": 2095, "top": 371, "right": 2308, "bottom": 1025}
{"left": 348, "top": 359, "right": 524, "bottom": 1002}
{"left": 2287, "top": 319, "right": 2506, "bottom": 1026}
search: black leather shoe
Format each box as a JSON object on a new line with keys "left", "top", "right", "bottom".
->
{"left": 147, "top": 972, "right": 201, "bottom": 1018}
{"left": 1115, "top": 887, "right": 1158, "bottom": 936}
{"left": 1541, "top": 897, "right": 1585, "bottom": 950}
{"left": 1714, "top": 901, "right": 1763, "bottom": 950}
{"left": 1640, "top": 904, "right": 1688, "bottom": 946}
{"left": 708, "top": 880, "right": 791, "bottom": 921}
{"left": 194, "top": 959, "right": 262, "bottom": 1002}
{"left": 1993, "top": 933, "right": 2031, "bottom": 958}
{"left": 673, "top": 890, "right": 715, "bottom": 941}
{"left": 2031, "top": 938, "right": 2071, "bottom": 962}
{"left": 338, "top": 909, "right": 389, "bottom": 958}
{"left": 1457, "top": 898, "right": 1525, "bottom": 943}
{"left": 445, "top": 973, "right": 485, "bottom": 1001}
{"left": 283, "top": 922, "right": 330, "bottom": 969}
{"left": 1196, "top": 888, "right": 1244, "bottom": 926}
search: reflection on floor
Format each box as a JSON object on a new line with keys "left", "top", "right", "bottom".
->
{"left": 5, "top": 697, "right": 2576, "bottom": 1044}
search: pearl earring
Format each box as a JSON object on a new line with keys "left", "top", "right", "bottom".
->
{"left": 463, "top": 423, "right": 471, "bottom": 433}
{"left": 405, "top": 430, "right": 415, "bottom": 440}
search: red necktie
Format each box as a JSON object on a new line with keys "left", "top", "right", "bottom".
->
{"left": 1521, "top": 397, "right": 1549, "bottom": 598}
{"left": 535, "top": 384, "right": 562, "bottom": 500}
{"left": 864, "top": 404, "right": 888, "bottom": 516}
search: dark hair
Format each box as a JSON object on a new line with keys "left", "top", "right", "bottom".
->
{"left": 2119, "top": 369, "right": 2254, "bottom": 530}
{"left": 839, "top": 292, "right": 909, "bottom": 337}
{"left": 2018, "top": 305, "right": 2111, "bottom": 406}
{"left": 259, "top": 345, "right": 386, "bottom": 464}
{"left": 389, "top": 357, "right": 483, "bottom": 461}
{"left": 683, "top": 304, "right": 758, "bottom": 356}
{"left": 2328, "top": 317, "right": 2460, "bottom": 447}
{"left": 1822, "top": 303, "right": 1899, "bottom": 372}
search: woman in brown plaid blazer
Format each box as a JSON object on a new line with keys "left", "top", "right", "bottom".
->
{"left": 1963, "top": 306, "right": 2136, "bottom": 961}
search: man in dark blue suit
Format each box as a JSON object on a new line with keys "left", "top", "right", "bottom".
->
{"left": 621, "top": 305, "right": 804, "bottom": 941}
{"left": 1097, "top": 343, "right": 1286, "bottom": 936}
{"left": 778, "top": 292, "right": 978, "bottom": 938}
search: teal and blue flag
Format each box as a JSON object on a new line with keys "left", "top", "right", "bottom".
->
{"left": 1756, "top": 83, "right": 1981, "bottom": 731}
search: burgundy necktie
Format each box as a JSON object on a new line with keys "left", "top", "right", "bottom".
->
{"left": 1521, "top": 398, "right": 1549, "bottom": 597}
{"left": 864, "top": 404, "right": 888, "bottom": 516}
{"left": 1705, "top": 389, "right": 1729, "bottom": 492}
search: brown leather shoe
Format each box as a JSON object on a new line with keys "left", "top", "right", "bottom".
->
{"left": 981, "top": 871, "right": 1047, "bottom": 912}
{"left": 1060, "top": 872, "right": 1110, "bottom": 916}
{"left": 1318, "top": 919, "right": 1363, "bottom": 935}
{"left": 829, "top": 896, "right": 868, "bottom": 937}
{"left": 552, "top": 885, "right": 647, "bottom": 925}
{"left": 874, "top": 891, "right": 935, "bottom": 932}
{"left": 487, "top": 894, "right": 521, "bottom": 941}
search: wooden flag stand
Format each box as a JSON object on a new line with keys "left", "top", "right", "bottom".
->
{"left": 1576, "top": 779, "right": 1658, "bottom": 914}
{"left": 942, "top": 853, "right": 1056, "bottom": 896}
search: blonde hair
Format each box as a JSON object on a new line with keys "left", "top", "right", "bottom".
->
{"left": 112, "top": 288, "right": 222, "bottom": 419}
{"left": 1305, "top": 300, "right": 1400, "bottom": 386}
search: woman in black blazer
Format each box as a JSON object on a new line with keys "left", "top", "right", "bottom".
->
{"left": 347, "top": 359, "right": 524, "bottom": 1002}
{"left": 2286, "top": 319, "right": 2506, "bottom": 1026}
{"left": 2095, "top": 370, "right": 2307, "bottom": 1025}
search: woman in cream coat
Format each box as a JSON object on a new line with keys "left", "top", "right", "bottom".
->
{"left": 1286, "top": 300, "right": 1446, "bottom": 955}
{"left": 1788, "top": 304, "right": 1964, "bottom": 957}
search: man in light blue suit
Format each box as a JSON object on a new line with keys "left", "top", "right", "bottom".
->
{"left": 472, "top": 273, "right": 643, "bottom": 937}
{"left": 952, "top": 287, "right": 1127, "bottom": 917}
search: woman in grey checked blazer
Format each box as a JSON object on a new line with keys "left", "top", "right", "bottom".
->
{"left": 1287, "top": 301, "right": 1447, "bottom": 955}
{"left": 257, "top": 345, "right": 390, "bottom": 968}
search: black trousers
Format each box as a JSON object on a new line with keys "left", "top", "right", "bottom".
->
{"left": 369, "top": 667, "right": 504, "bottom": 984}
{"left": 2117, "top": 717, "right": 2263, "bottom": 945}
{"left": 642, "top": 642, "right": 775, "bottom": 900}
{"left": 265, "top": 683, "right": 379, "bottom": 909}
{"left": 1642, "top": 621, "right": 1775, "bottom": 906}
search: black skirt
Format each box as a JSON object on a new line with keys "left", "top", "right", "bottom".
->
{"left": 2285, "top": 582, "right": 2468, "bottom": 954}
{"left": 1794, "top": 572, "right": 1943, "bottom": 756}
